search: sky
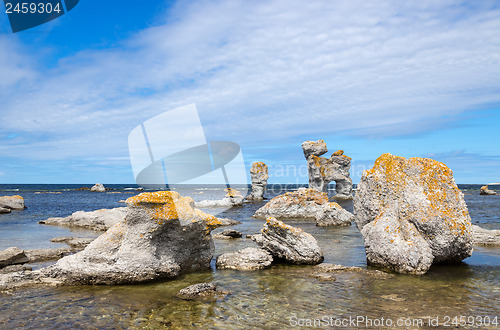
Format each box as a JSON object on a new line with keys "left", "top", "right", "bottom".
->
{"left": 0, "top": 0, "right": 499, "bottom": 184}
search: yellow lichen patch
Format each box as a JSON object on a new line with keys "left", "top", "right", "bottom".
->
{"left": 224, "top": 188, "right": 242, "bottom": 198}
{"left": 11, "top": 195, "right": 24, "bottom": 200}
{"left": 250, "top": 162, "right": 268, "bottom": 174}
{"left": 332, "top": 150, "right": 344, "bottom": 156}
{"left": 265, "top": 217, "right": 304, "bottom": 235}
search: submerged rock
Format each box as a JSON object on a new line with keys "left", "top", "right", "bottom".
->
{"left": 302, "top": 140, "right": 353, "bottom": 199}
{"left": 254, "top": 188, "right": 353, "bottom": 226}
{"left": 354, "top": 153, "right": 473, "bottom": 275}
{"left": 176, "top": 282, "right": 229, "bottom": 301}
{"left": 213, "top": 229, "right": 243, "bottom": 239}
{"left": 252, "top": 217, "right": 324, "bottom": 264}
{"left": 90, "top": 183, "right": 106, "bottom": 192}
{"left": 480, "top": 185, "right": 497, "bottom": 195}
{"left": 0, "top": 247, "right": 29, "bottom": 268}
{"left": 0, "top": 195, "right": 26, "bottom": 211}
{"left": 39, "top": 191, "right": 216, "bottom": 285}
{"left": 216, "top": 247, "right": 273, "bottom": 270}
{"left": 472, "top": 225, "right": 500, "bottom": 246}
{"left": 196, "top": 188, "right": 244, "bottom": 208}
{"left": 39, "top": 207, "right": 127, "bottom": 231}
{"left": 245, "top": 162, "right": 269, "bottom": 201}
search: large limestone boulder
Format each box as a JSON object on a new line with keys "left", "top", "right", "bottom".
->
{"left": 354, "top": 153, "right": 473, "bottom": 274}
{"left": 216, "top": 247, "right": 273, "bottom": 270}
{"left": 252, "top": 217, "right": 324, "bottom": 264}
{"left": 39, "top": 207, "right": 128, "bottom": 231}
{"left": 254, "top": 188, "right": 353, "bottom": 226}
{"left": 245, "top": 162, "right": 269, "bottom": 201}
{"left": 301, "top": 140, "right": 353, "bottom": 199}
{"left": 480, "top": 185, "right": 497, "bottom": 195}
{"left": 0, "top": 195, "right": 26, "bottom": 210}
{"left": 196, "top": 188, "right": 244, "bottom": 207}
{"left": 90, "top": 183, "right": 106, "bottom": 192}
{"left": 40, "top": 191, "right": 216, "bottom": 284}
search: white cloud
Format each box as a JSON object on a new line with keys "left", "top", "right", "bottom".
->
{"left": 1, "top": 0, "right": 500, "bottom": 164}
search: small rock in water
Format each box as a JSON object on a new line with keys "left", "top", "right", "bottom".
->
{"left": 177, "top": 282, "right": 229, "bottom": 301}
{"left": 0, "top": 195, "right": 26, "bottom": 211}
{"left": 213, "top": 229, "right": 243, "bottom": 239}
{"left": 216, "top": 247, "right": 273, "bottom": 270}
{"left": 252, "top": 217, "right": 324, "bottom": 265}
{"left": 90, "top": 183, "right": 106, "bottom": 192}
{"left": 480, "top": 185, "right": 497, "bottom": 195}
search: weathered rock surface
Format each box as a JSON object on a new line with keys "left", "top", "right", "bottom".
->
{"left": 176, "top": 282, "right": 229, "bottom": 301}
{"left": 213, "top": 229, "right": 242, "bottom": 239}
{"left": 252, "top": 217, "right": 324, "bottom": 264}
{"left": 245, "top": 162, "right": 269, "bottom": 201}
{"left": 50, "top": 237, "right": 95, "bottom": 249}
{"left": 354, "top": 153, "right": 473, "bottom": 274}
{"left": 472, "top": 225, "right": 500, "bottom": 246}
{"left": 0, "top": 195, "right": 26, "bottom": 210}
{"left": 315, "top": 202, "right": 355, "bottom": 227}
{"left": 0, "top": 247, "right": 29, "bottom": 268}
{"left": 216, "top": 247, "right": 273, "bottom": 270}
{"left": 39, "top": 207, "right": 128, "bottom": 231}
{"left": 0, "top": 207, "right": 10, "bottom": 214}
{"left": 25, "top": 248, "right": 73, "bottom": 262}
{"left": 480, "top": 185, "right": 497, "bottom": 195}
{"left": 254, "top": 188, "right": 353, "bottom": 226}
{"left": 0, "top": 264, "right": 32, "bottom": 274}
{"left": 196, "top": 188, "right": 244, "bottom": 207}
{"left": 90, "top": 183, "right": 106, "bottom": 192}
{"left": 37, "top": 191, "right": 216, "bottom": 285}
{"left": 302, "top": 140, "right": 353, "bottom": 199}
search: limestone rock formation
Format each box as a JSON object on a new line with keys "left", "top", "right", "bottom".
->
{"left": 0, "top": 207, "right": 10, "bottom": 214}
{"left": 480, "top": 185, "right": 497, "bottom": 195}
{"left": 0, "top": 195, "right": 26, "bottom": 211}
{"left": 252, "top": 217, "right": 324, "bottom": 264}
{"left": 301, "top": 140, "right": 353, "bottom": 199}
{"left": 254, "top": 188, "right": 353, "bottom": 226}
{"left": 472, "top": 225, "right": 500, "bottom": 246}
{"left": 39, "top": 207, "right": 128, "bottom": 231}
{"left": 245, "top": 162, "right": 269, "bottom": 201}
{"left": 216, "top": 247, "right": 273, "bottom": 270}
{"left": 90, "top": 183, "right": 106, "bottom": 192}
{"left": 39, "top": 191, "right": 216, "bottom": 285}
{"left": 354, "top": 153, "right": 473, "bottom": 274}
{"left": 195, "top": 188, "right": 244, "bottom": 207}
{"left": 0, "top": 247, "right": 29, "bottom": 268}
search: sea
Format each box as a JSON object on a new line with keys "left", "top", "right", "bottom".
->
{"left": 0, "top": 184, "right": 498, "bottom": 329}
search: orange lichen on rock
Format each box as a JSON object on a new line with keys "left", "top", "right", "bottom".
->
{"left": 265, "top": 217, "right": 304, "bottom": 235}
{"left": 126, "top": 191, "right": 220, "bottom": 232}
{"left": 332, "top": 150, "right": 344, "bottom": 156}
{"left": 224, "top": 188, "right": 242, "bottom": 198}
{"left": 250, "top": 162, "right": 268, "bottom": 174}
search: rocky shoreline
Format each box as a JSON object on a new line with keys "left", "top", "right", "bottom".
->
{"left": 1, "top": 141, "right": 499, "bottom": 292}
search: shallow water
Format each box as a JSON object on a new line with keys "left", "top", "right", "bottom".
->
{"left": 0, "top": 184, "right": 499, "bottom": 328}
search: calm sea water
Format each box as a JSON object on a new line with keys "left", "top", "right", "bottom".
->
{"left": 0, "top": 184, "right": 498, "bottom": 328}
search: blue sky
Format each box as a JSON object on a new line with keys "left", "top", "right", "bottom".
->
{"left": 0, "top": 0, "right": 499, "bottom": 184}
